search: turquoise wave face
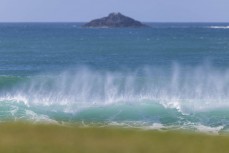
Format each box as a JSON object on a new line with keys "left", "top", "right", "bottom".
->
{"left": 0, "top": 98, "right": 228, "bottom": 134}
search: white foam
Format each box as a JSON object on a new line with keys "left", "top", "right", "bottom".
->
{"left": 25, "top": 110, "right": 58, "bottom": 124}
{"left": 107, "top": 122, "right": 167, "bottom": 131}
{"left": 0, "top": 95, "right": 29, "bottom": 106}
{"left": 145, "top": 123, "right": 165, "bottom": 130}
{"left": 104, "top": 122, "right": 225, "bottom": 135}
{"left": 209, "top": 26, "right": 229, "bottom": 29}
{"left": 10, "top": 105, "right": 19, "bottom": 116}
{"left": 194, "top": 124, "right": 224, "bottom": 134}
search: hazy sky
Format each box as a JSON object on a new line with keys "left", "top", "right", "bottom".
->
{"left": 0, "top": 0, "right": 228, "bottom": 22}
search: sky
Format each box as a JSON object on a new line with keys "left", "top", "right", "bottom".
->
{"left": 0, "top": 0, "right": 228, "bottom": 22}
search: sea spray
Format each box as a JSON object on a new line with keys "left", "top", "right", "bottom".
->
{"left": 0, "top": 65, "right": 229, "bottom": 133}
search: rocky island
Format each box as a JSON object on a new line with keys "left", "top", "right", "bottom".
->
{"left": 84, "top": 13, "right": 147, "bottom": 28}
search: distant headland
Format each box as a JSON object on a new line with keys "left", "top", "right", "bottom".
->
{"left": 83, "top": 12, "right": 148, "bottom": 28}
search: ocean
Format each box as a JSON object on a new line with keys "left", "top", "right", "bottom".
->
{"left": 0, "top": 23, "right": 229, "bottom": 133}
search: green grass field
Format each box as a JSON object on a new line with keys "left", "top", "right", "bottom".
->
{"left": 0, "top": 123, "right": 229, "bottom": 153}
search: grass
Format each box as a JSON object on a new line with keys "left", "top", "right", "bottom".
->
{"left": 0, "top": 123, "right": 229, "bottom": 153}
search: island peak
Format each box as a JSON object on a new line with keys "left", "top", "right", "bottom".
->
{"left": 84, "top": 12, "right": 147, "bottom": 28}
{"left": 109, "top": 12, "right": 121, "bottom": 16}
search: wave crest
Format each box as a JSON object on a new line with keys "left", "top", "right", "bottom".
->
{"left": 1, "top": 65, "right": 229, "bottom": 114}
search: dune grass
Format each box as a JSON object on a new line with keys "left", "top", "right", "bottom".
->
{"left": 0, "top": 123, "right": 229, "bottom": 153}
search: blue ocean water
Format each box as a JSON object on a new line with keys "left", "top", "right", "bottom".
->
{"left": 0, "top": 23, "right": 229, "bottom": 133}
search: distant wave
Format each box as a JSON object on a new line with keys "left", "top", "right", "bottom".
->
{"left": 208, "top": 26, "right": 229, "bottom": 29}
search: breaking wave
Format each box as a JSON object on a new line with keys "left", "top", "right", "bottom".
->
{"left": 1, "top": 64, "right": 229, "bottom": 133}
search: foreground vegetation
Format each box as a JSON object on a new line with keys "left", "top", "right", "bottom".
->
{"left": 0, "top": 123, "right": 229, "bottom": 153}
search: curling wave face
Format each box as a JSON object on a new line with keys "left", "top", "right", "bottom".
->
{"left": 1, "top": 65, "right": 229, "bottom": 133}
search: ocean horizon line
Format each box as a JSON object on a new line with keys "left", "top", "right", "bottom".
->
{"left": 0, "top": 21, "right": 229, "bottom": 24}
